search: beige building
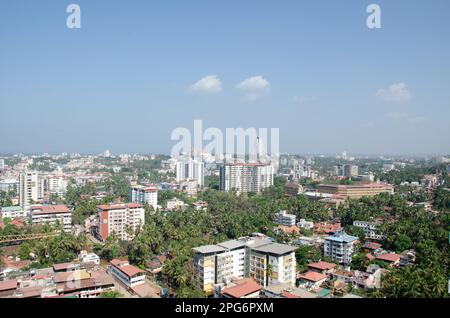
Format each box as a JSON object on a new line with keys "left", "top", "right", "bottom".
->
{"left": 317, "top": 183, "right": 393, "bottom": 199}
{"left": 219, "top": 163, "right": 273, "bottom": 194}
{"left": 193, "top": 236, "right": 296, "bottom": 296}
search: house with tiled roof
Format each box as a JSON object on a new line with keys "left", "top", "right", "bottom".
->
{"left": 297, "top": 271, "right": 327, "bottom": 290}
{"left": 220, "top": 278, "right": 261, "bottom": 298}
{"left": 376, "top": 253, "right": 401, "bottom": 267}
{"left": 307, "top": 261, "right": 336, "bottom": 274}
{"left": 109, "top": 259, "right": 145, "bottom": 288}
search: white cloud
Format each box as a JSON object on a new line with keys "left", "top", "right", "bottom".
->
{"left": 188, "top": 75, "right": 222, "bottom": 94}
{"left": 386, "top": 112, "right": 425, "bottom": 123}
{"left": 235, "top": 76, "right": 270, "bottom": 100}
{"left": 293, "top": 95, "right": 318, "bottom": 103}
{"left": 377, "top": 82, "right": 412, "bottom": 102}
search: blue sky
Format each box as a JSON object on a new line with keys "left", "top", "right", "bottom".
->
{"left": 1, "top": 0, "right": 449, "bottom": 155}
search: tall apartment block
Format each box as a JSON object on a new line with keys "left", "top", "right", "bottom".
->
{"left": 193, "top": 236, "right": 297, "bottom": 296}
{"left": 19, "top": 171, "right": 44, "bottom": 207}
{"left": 97, "top": 203, "right": 145, "bottom": 241}
{"left": 176, "top": 158, "right": 204, "bottom": 187}
{"left": 219, "top": 163, "right": 273, "bottom": 194}
{"left": 323, "top": 230, "right": 359, "bottom": 265}
{"left": 129, "top": 185, "right": 158, "bottom": 211}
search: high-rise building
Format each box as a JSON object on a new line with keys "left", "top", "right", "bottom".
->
{"left": 45, "top": 176, "right": 69, "bottom": 197}
{"left": 97, "top": 203, "right": 145, "bottom": 241}
{"left": 0, "top": 159, "right": 5, "bottom": 170}
{"left": 19, "top": 171, "right": 44, "bottom": 207}
{"left": 323, "top": 230, "right": 358, "bottom": 265}
{"left": 193, "top": 236, "right": 297, "bottom": 296}
{"left": 343, "top": 164, "right": 359, "bottom": 177}
{"left": 219, "top": 163, "right": 273, "bottom": 193}
{"left": 129, "top": 185, "right": 158, "bottom": 211}
{"left": 176, "top": 158, "right": 204, "bottom": 187}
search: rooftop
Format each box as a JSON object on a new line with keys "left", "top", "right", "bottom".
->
{"left": 98, "top": 203, "right": 143, "bottom": 210}
{"left": 298, "top": 271, "right": 327, "bottom": 282}
{"left": 307, "top": 261, "right": 336, "bottom": 271}
{"left": 325, "top": 230, "right": 358, "bottom": 243}
{"left": 251, "top": 242, "right": 297, "bottom": 256}
{"left": 221, "top": 278, "right": 261, "bottom": 298}
{"left": 31, "top": 205, "right": 70, "bottom": 215}
{"left": 192, "top": 245, "right": 227, "bottom": 254}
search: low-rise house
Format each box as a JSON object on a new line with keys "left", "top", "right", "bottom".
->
{"left": 361, "top": 242, "right": 382, "bottom": 253}
{"left": 260, "top": 282, "right": 317, "bottom": 299}
{"left": 399, "top": 250, "right": 416, "bottom": 267}
{"left": 109, "top": 259, "right": 145, "bottom": 288}
{"left": 297, "top": 219, "right": 314, "bottom": 230}
{"left": 353, "top": 220, "right": 385, "bottom": 240}
{"left": 0, "top": 206, "right": 28, "bottom": 220}
{"left": 53, "top": 262, "right": 81, "bottom": 273}
{"left": 192, "top": 201, "right": 208, "bottom": 211}
{"left": 307, "top": 261, "right": 336, "bottom": 275}
{"left": 145, "top": 255, "right": 167, "bottom": 275}
{"left": 376, "top": 253, "right": 401, "bottom": 267}
{"left": 314, "top": 221, "right": 342, "bottom": 234}
{"left": 166, "top": 198, "right": 187, "bottom": 212}
{"left": 277, "top": 210, "right": 296, "bottom": 226}
{"left": 274, "top": 225, "right": 301, "bottom": 236}
{"left": 297, "top": 271, "right": 327, "bottom": 290}
{"left": 219, "top": 278, "right": 261, "bottom": 299}
{"left": 79, "top": 251, "right": 100, "bottom": 265}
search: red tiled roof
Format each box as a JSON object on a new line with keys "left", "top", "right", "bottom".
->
{"left": 281, "top": 291, "right": 300, "bottom": 298}
{"left": 363, "top": 242, "right": 382, "bottom": 250}
{"left": 366, "top": 253, "right": 375, "bottom": 261}
{"left": 119, "top": 265, "right": 145, "bottom": 277}
{"left": 307, "top": 261, "right": 336, "bottom": 271}
{"left": 31, "top": 205, "right": 70, "bottom": 215}
{"left": 52, "top": 262, "right": 79, "bottom": 271}
{"left": 110, "top": 259, "right": 144, "bottom": 277}
{"left": 299, "top": 271, "right": 327, "bottom": 282}
{"left": 0, "top": 280, "right": 18, "bottom": 291}
{"left": 376, "top": 253, "right": 401, "bottom": 263}
{"left": 222, "top": 279, "right": 261, "bottom": 298}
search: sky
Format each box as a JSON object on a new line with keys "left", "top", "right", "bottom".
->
{"left": 1, "top": 0, "right": 449, "bottom": 155}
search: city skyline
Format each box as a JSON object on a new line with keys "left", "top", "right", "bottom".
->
{"left": 1, "top": 0, "right": 450, "bottom": 155}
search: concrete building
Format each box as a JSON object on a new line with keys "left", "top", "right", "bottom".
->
{"left": 193, "top": 236, "right": 296, "bottom": 296}
{"left": 19, "top": 171, "right": 44, "bottom": 207}
{"left": 343, "top": 165, "right": 359, "bottom": 178}
{"left": 109, "top": 259, "right": 145, "bottom": 288}
{"left": 317, "top": 183, "right": 393, "bottom": 200}
{"left": 45, "top": 176, "right": 69, "bottom": 197}
{"left": 0, "top": 159, "right": 4, "bottom": 170}
{"left": 353, "top": 220, "right": 386, "bottom": 240}
{"left": 0, "top": 206, "right": 28, "bottom": 220}
{"left": 323, "top": 230, "right": 359, "bottom": 265}
{"left": 277, "top": 210, "right": 296, "bottom": 226}
{"left": 129, "top": 185, "right": 158, "bottom": 211}
{"left": 0, "top": 179, "right": 18, "bottom": 193}
{"left": 219, "top": 163, "right": 273, "bottom": 194}
{"left": 176, "top": 158, "right": 204, "bottom": 187}
{"left": 31, "top": 205, "right": 72, "bottom": 233}
{"left": 97, "top": 203, "right": 145, "bottom": 241}
{"left": 284, "top": 183, "right": 302, "bottom": 197}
